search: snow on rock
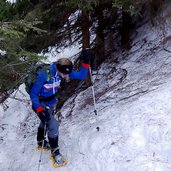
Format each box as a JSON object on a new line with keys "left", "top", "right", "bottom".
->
{"left": 0, "top": 104, "right": 4, "bottom": 118}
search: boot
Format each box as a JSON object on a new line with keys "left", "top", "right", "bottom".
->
{"left": 37, "top": 140, "right": 51, "bottom": 151}
{"left": 48, "top": 136, "right": 67, "bottom": 167}
{"left": 51, "top": 147, "right": 65, "bottom": 165}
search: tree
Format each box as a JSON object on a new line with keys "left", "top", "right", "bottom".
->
{"left": 0, "top": 0, "right": 166, "bottom": 104}
{"left": 0, "top": 20, "right": 47, "bottom": 94}
{"left": 0, "top": 0, "right": 47, "bottom": 95}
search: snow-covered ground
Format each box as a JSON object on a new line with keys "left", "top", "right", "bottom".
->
{"left": 1, "top": 7, "right": 171, "bottom": 171}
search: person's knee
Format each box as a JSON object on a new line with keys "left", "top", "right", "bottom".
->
{"left": 48, "top": 119, "right": 59, "bottom": 138}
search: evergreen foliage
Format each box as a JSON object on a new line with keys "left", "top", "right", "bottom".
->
{"left": 0, "top": 19, "right": 47, "bottom": 93}
{"left": 0, "top": 0, "right": 165, "bottom": 102}
{"left": 67, "top": 0, "right": 99, "bottom": 10}
{"left": 0, "top": 0, "right": 15, "bottom": 21}
{"left": 112, "top": 0, "right": 143, "bottom": 13}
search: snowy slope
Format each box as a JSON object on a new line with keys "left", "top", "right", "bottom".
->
{"left": 1, "top": 7, "right": 171, "bottom": 171}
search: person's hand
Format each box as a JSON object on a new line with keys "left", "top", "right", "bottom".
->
{"left": 80, "top": 48, "right": 93, "bottom": 64}
{"left": 36, "top": 107, "right": 50, "bottom": 123}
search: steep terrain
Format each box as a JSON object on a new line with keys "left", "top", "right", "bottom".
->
{"left": 1, "top": 6, "right": 171, "bottom": 171}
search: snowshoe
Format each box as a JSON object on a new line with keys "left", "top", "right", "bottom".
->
{"left": 50, "top": 149, "right": 67, "bottom": 168}
{"left": 36, "top": 140, "right": 51, "bottom": 151}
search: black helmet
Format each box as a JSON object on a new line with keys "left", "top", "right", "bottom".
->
{"left": 56, "top": 58, "right": 73, "bottom": 74}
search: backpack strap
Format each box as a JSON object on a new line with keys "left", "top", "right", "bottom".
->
{"left": 37, "top": 64, "right": 52, "bottom": 82}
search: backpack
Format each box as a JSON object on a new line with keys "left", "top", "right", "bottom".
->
{"left": 25, "top": 64, "right": 51, "bottom": 94}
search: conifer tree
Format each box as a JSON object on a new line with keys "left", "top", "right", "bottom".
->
{"left": 0, "top": 1, "right": 46, "bottom": 95}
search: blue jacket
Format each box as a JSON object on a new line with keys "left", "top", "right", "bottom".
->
{"left": 30, "top": 63, "right": 89, "bottom": 112}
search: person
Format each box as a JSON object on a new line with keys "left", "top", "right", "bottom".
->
{"left": 29, "top": 50, "right": 91, "bottom": 166}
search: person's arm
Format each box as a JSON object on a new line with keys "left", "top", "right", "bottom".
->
{"left": 69, "top": 49, "right": 93, "bottom": 80}
{"left": 29, "top": 70, "right": 47, "bottom": 112}
{"left": 69, "top": 63, "right": 89, "bottom": 80}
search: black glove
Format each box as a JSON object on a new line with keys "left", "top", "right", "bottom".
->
{"left": 80, "top": 49, "right": 93, "bottom": 64}
{"left": 38, "top": 109, "right": 50, "bottom": 123}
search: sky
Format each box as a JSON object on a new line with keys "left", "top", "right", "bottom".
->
{"left": 1, "top": 4, "right": 171, "bottom": 171}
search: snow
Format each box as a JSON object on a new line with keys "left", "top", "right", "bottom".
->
{"left": 40, "top": 43, "right": 81, "bottom": 64}
{"left": 6, "top": 0, "right": 16, "bottom": 3}
{"left": 0, "top": 50, "right": 6, "bottom": 56}
{"left": 2, "top": 8, "right": 171, "bottom": 171}
{"left": 0, "top": 104, "right": 4, "bottom": 118}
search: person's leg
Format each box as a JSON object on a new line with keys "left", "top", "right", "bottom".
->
{"left": 46, "top": 114, "right": 59, "bottom": 150}
{"left": 36, "top": 122, "right": 46, "bottom": 145}
{"left": 38, "top": 103, "right": 65, "bottom": 165}
{"left": 36, "top": 121, "right": 51, "bottom": 150}
{"left": 46, "top": 113, "right": 66, "bottom": 164}
{"left": 44, "top": 104, "right": 59, "bottom": 151}
{"left": 32, "top": 104, "right": 50, "bottom": 149}
{"left": 37, "top": 122, "right": 45, "bottom": 142}
{"left": 32, "top": 105, "right": 47, "bottom": 146}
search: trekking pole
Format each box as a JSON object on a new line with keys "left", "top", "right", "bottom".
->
{"left": 38, "top": 123, "right": 46, "bottom": 171}
{"left": 89, "top": 66, "right": 100, "bottom": 131}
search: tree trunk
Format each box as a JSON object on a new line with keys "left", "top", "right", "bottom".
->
{"left": 81, "top": 10, "right": 90, "bottom": 49}
{"left": 94, "top": 6, "right": 105, "bottom": 68}
{"left": 121, "top": 10, "right": 132, "bottom": 48}
{"left": 81, "top": 10, "right": 91, "bottom": 87}
{"left": 149, "top": 0, "right": 163, "bottom": 25}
